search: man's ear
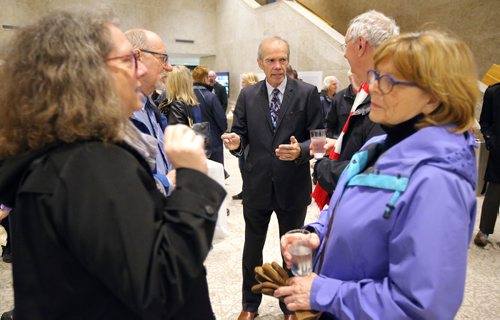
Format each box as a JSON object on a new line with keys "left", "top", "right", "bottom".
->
{"left": 358, "top": 36, "right": 367, "bottom": 57}
{"left": 257, "top": 59, "right": 264, "bottom": 71}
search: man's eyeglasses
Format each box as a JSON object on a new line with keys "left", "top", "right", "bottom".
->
{"left": 139, "top": 48, "right": 169, "bottom": 65}
{"left": 367, "top": 69, "right": 418, "bottom": 95}
{"left": 105, "top": 50, "right": 139, "bottom": 73}
{"left": 340, "top": 43, "right": 346, "bottom": 51}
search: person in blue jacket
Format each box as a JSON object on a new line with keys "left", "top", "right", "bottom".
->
{"left": 275, "top": 30, "right": 480, "bottom": 320}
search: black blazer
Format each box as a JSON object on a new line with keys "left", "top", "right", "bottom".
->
{"left": 480, "top": 82, "right": 500, "bottom": 183}
{"left": 213, "top": 82, "right": 228, "bottom": 113}
{"left": 231, "top": 77, "right": 323, "bottom": 210}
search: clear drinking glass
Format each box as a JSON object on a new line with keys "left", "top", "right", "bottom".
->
{"left": 310, "top": 129, "right": 327, "bottom": 160}
{"left": 285, "top": 229, "right": 313, "bottom": 276}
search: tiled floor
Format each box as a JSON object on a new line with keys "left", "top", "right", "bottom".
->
{"left": 1, "top": 149, "right": 499, "bottom": 319}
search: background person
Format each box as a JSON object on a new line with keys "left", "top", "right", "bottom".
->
{"left": 192, "top": 65, "right": 228, "bottom": 166}
{"left": 325, "top": 71, "right": 361, "bottom": 139}
{"left": 208, "top": 70, "right": 229, "bottom": 113}
{"left": 474, "top": 82, "right": 500, "bottom": 247}
{"left": 319, "top": 75, "right": 339, "bottom": 127}
{"left": 160, "top": 65, "right": 201, "bottom": 126}
{"left": 286, "top": 65, "right": 299, "bottom": 80}
{"left": 276, "top": 30, "right": 480, "bottom": 320}
{"left": 0, "top": 10, "right": 225, "bottom": 319}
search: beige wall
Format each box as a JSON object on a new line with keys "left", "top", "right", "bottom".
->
{"left": 214, "top": 0, "right": 349, "bottom": 102}
{"left": 0, "top": 0, "right": 218, "bottom": 57}
{"left": 300, "top": 0, "right": 500, "bottom": 78}
{"left": 1, "top": 0, "right": 349, "bottom": 103}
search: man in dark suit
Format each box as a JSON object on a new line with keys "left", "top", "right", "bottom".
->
{"left": 222, "top": 36, "right": 323, "bottom": 320}
{"left": 208, "top": 70, "right": 229, "bottom": 113}
{"left": 474, "top": 82, "right": 500, "bottom": 247}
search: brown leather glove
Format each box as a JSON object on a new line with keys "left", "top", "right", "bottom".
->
{"left": 252, "top": 262, "right": 321, "bottom": 320}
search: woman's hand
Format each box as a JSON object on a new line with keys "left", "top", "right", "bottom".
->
{"left": 274, "top": 273, "right": 317, "bottom": 311}
{"left": 164, "top": 125, "right": 207, "bottom": 174}
{"left": 281, "top": 232, "right": 320, "bottom": 269}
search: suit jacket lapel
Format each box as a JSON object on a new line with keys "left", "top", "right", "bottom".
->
{"left": 274, "top": 78, "right": 295, "bottom": 133}
{"left": 257, "top": 82, "right": 274, "bottom": 132}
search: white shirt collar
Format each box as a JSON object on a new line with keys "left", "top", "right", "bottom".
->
{"left": 265, "top": 77, "right": 287, "bottom": 99}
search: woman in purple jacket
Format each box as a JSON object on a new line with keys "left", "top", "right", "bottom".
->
{"left": 276, "top": 31, "right": 480, "bottom": 319}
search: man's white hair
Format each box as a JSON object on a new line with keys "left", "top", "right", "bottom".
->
{"left": 322, "top": 76, "right": 339, "bottom": 91}
{"left": 346, "top": 10, "right": 400, "bottom": 47}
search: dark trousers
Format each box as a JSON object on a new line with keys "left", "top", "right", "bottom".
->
{"left": 479, "top": 182, "right": 500, "bottom": 235}
{"left": 241, "top": 203, "right": 307, "bottom": 314}
{"left": 209, "top": 144, "right": 224, "bottom": 165}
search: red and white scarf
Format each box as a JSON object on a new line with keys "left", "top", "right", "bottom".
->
{"left": 311, "top": 82, "right": 370, "bottom": 209}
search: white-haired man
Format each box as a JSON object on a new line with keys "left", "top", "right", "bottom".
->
{"left": 312, "top": 10, "right": 400, "bottom": 207}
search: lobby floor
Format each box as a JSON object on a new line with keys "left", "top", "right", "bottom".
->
{"left": 1, "top": 149, "right": 499, "bottom": 319}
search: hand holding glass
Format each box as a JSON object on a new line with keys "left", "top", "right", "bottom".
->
{"left": 310, "top": 129, "right": 326, "bottom": 160}
{"left": 285, "top": 229, "right": 313, "bottom": 276}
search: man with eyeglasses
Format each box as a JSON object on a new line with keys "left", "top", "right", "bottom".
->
{"left": 125, "top": 29, "right": 174, "bottom": 196}
{"left": 312, "top": 10, "right": 400, "bottom": 208}
{"left": 222, "top": 36, "right": 323, "bottom": 320}
{"left": 125, "top": 29, "right": 217, "bottom": 319}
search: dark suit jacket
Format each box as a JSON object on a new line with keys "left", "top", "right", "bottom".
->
{"left": 480, "top": 82, "right": 500, "bottom": 183}
{"left": 213, "top": 82, "right": 228, "bottom": 113}
{"left": 231, "top": 77, "right": 323, "bottom": 210}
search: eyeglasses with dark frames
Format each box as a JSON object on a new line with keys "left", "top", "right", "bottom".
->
{"left": 367, "top": 69, "right": 418, "bottom": 95}
{"left": 105, "top": 50, "right": 139, "bottom": 73}
{"left": 139, "top": 48, "right": 169, "bottom": 65}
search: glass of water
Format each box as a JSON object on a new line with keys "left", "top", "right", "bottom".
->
{"left": 310, "top": 129, "right": 327, "bottom": 160}
{"left": 286, "top": 229, "right": 313, "bottom": 276}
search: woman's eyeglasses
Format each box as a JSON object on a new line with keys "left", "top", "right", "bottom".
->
{"left": 105, "top": 50, "right": 139, "bottom": 73}
{"left": 367, "top": 69, "right": 418, "bottom": 95}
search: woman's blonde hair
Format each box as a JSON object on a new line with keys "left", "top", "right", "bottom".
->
{"left": 241, "top": 72, "right": 259, "bottom": 87}
{"left": 166, "top": 65, "right": 198, "bottom": 105}
{"left": 373, "top": 30, "right": 480, "bottom": 133}
{"left": 0, "top": 9, "right": 125, "bottom": 157}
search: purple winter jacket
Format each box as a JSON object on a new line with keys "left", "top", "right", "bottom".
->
{"left": 307, "top": 125, "right": 477, "bottom": 320}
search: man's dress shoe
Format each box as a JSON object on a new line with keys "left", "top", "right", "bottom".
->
{"left": 237, "top": 311, "right": 258, "bottom": 320}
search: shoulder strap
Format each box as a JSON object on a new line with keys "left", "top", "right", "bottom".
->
{"left": 192, "top": 105, "right": 202, "bottom": 123}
